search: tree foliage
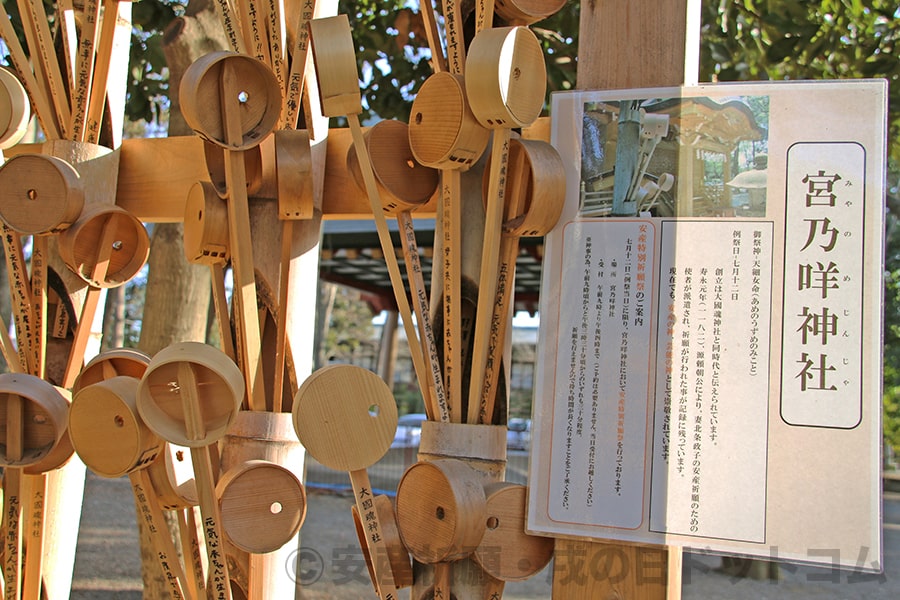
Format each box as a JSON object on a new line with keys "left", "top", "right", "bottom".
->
{"left": 320, "top": 283, "right": 377, "bottom": 363}
{"left": 699, "top": 1, "right": 900, "bottom": 172}
{"left": 126, "top": 0, "right": 186, "bottom": 126}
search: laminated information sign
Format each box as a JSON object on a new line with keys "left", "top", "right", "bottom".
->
{"left": 527, "top": 80, "right": 886, "bottom": 571}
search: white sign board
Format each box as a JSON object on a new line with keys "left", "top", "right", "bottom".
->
{"left": 528, "top": 81, "right": 886, "bottom": 572}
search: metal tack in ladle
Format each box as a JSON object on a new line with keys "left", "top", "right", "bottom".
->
{"left": 292, "top": 364, "right": 406, "bottom": 600}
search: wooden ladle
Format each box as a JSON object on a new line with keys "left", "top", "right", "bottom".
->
{"left": 308, "top": 15, "right": 442, "bottom": 427}
{"left": 407, "top": 71, "right": 490, "bottom": 422}
{"left": 180, "top": 51, "right": 282, "bottom": 411}
{"left": 137, "top": 342, "right": 245, "bottom": 600}
{"left": 473, "top": 482, "right": 554, "bottom": 590}
{"left": 0, "top": 373, "right": 69, "bottom": 600}
{"left": 0, "top": 149, "right": 86, "bottom": 383}
{"left": 0, "top": 67, "right": 31, "bottom": 149}
{"left": 474, "top": 137, "right": 564, "bottom": 422}
{"left": 346, "top": 119, "right": 450, "bottom": 423}
{"left": 69, "top": 376, "right": 194, "bottom": 600}
{"left": 216, "top": 459, "right": 307, "bottom": 554}
{"left": 464, "top": 25, "right": 546, "bottom": 424}
{"left": 292, "top": 364, "right": 408, "bottom": 600}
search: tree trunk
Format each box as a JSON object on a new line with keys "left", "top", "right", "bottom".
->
{"left": 377, "top": 309, "right": 399, "bottom": 387}
{"left": 101, "top": 284, "right": 126, "bottom": 349}
{"left": 314, "top": 281, "right": 337, "bottom": 369}
{"left": 138, "top": 222, "right": 211, "bottom": 355}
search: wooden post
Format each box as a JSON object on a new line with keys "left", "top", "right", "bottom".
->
{"left": 550, "top": 1, "right": 701, "bottom": 598}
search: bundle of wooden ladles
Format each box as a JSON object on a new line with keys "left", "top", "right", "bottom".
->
{"left": 0, "top": 5, "right": 568, "bottom": 599}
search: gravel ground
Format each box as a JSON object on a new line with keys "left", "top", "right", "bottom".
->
{"left": 68, "top": 471, "right": 900, "bottom": 599}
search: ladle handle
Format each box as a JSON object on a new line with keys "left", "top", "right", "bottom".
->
{"left": 468, "top": 129, "right": 512, "bottom": 424}
{"left": 29, "top": 235, "right": 47, "bottom": 379}
{"left": 178, "top": 507, "right": 207, "bottom": 599}
{"left": 3, "top": 467, "right": 23, "bottom": 600}
{"left": 398, "top": 211, "right": 449, "bottom": 423}
{"left": 273, "top": 220, "right": 293, "bottom": 413}
{"left": 191, "top": 446, "right": 232, "bottom": 600}
{"left": 476, "top": 0, "right": 496, "bottom": 33}
{"left": 479, "top": 141, "right": 530, "bottom": 422}
{"left": 212, "top": 0, "right": 246, "bottom": 53}
{"left": 441, "top": 170, "right": 462, "bottom": 422}
{"left": 348, "top": 114, "right": 437, "bottom": 421}
{"left": 62, "top": 208, "right": 122, "bottom": 387}
{"left": 434, "top": 561, "right": 452, "bottom": 600}
{"left": 441, "top": 0, "right": 466, "bottom": 74}
{"left": 178, "top": 362, "right": 207, "bottom": 443}
{"left": 220, "top": 60, "right": 265, "bottom": 411}
{"left": 281, "top": 0, "right": 316, "bottom": 128}
{"left": 0, "top": 2, "right": 59, "bottom": 138}
{"left": 22, "top": 474, "right": 46, "bottom": 600}
{"left": 61, "top": 286, "right": 102, "bottom": 389}
{"left": 2, "top": 226, "right": 35, "bottom": 375}
{"left": 70, "top": 0, "right": 101, "bottom": 142}
{"left": 209, "top": 264, "right": 236, "bottom": 363}
{"left": 349, "top": 468, "right": 401, "bottom": 600}
{"left": 130, "top": 469, "right": 193, "bottom": 600}
{"left": 3, "top": 392, "right": 27, "bottom": 600}
{"left": 419, "top": 0, "right": 446, "bottom": 73}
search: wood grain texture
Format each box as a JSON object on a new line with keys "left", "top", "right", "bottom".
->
{"left": 216, "top": 459, "right": 305, "bottom": 554}
{"left": 136, "top": 342, "right": 243, "bottom": 448}
{"left": 0, "top": 68, "right": 30, "bottom": 148}
{"left": 308, "top": 15, "right": 361, "bottom": 118}
{"left": 576, "top": 0, "right": 699, "bottom": 90}
{"left": 9, "top": 119, "right": 544, "bottom": 221}
{"left": 68, "top": 375, "right": 160, "bottom": 478}
{"left": 474, "top": 482, "right": 554, "bottom": 581}
{"left": 291, "top": 364, "right": 397, "bottom": 472}
{"left": 291, "top": 364, "right": 401, "bottom": 599}
{"left": 395, "top": 458, "right": 487, "bottom": 564}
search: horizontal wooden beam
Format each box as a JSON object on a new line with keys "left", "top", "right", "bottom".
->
{"left": 6, "top": 118, "right": 550, "bottom": 222}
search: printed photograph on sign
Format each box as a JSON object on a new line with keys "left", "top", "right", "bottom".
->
{"left": 579, "top": 96, "right": 770, "bottom": 218}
